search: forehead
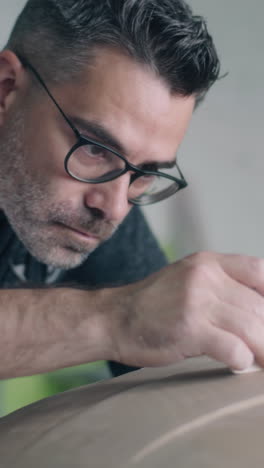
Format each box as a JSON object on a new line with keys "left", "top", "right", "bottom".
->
{"left": 53, "top": 48, "right": 195, "bottom": 162}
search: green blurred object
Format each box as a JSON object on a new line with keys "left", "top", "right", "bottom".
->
{"left": 2, "top": 361, "right": 111, "bottom": 417}
{"left": 163, "top": 242, "right": 177, "bottom": 262}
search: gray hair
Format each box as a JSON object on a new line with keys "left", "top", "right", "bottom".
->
{"left": 7, "top": 0, "right": 221, "bottom": 99}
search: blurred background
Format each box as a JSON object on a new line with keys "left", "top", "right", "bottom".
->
{"left": 0, "top": 0, "right": 263, "bottom": 416}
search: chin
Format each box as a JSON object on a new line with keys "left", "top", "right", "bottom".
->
{"left": 30, "top": 245, "right": 93, "bottom": 270}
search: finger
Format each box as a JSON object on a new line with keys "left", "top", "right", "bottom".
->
{"left": 213, "top": 302, "right": 264, "bottom": 368}
{"left": 209, "top": 278, "right": 264, "bottom": 366}
{"left": 215, "top": 274, "right": 264, "bottom": 321}
{"left": 217, "top": 253, "right": 264, "bottom": 297}
{"left": 209, "top": 273, "right": 264, "bottom": 365}
{"left": 202, "top": 325, "right": 254, "bottom": 370}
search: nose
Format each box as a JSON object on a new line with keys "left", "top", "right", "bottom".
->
{"left": 83, "top": 174, "right": 131, "bottom": 223}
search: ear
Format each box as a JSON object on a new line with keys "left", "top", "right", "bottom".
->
{"left": 0, "top": 50, "right": 25, "bottom": 126}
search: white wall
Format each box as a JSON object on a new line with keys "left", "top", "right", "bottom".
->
{"left": 145, "top": 0, "right": 264, "bottom": 259}
{"left": 0, "top": 0, "right": 26, "bottom": 47}
{"left": 2, "top": 1, "right": 264, "bottom": 260}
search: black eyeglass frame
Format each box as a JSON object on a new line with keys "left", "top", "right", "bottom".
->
{"left": 17, "top": 54, "right": 188, "bottom": 206}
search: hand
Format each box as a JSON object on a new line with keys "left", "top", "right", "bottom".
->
{"left": 109, "top": 252, "right": 264, "bottom": 371}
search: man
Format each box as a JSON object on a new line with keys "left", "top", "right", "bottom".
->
{"left": 0, "top": 0, "right": 263, "bottom": 380}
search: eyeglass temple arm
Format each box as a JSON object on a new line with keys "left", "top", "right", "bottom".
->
{"left": 175, "top": 159, "right": 187, "bottom": 183}
{"left": 16, "top": 54, "right": 80, "bottom": 139}
{"left": 17, "top": 54, "right": 188, "bottom": 186}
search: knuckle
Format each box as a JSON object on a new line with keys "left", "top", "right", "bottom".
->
{"left": 185, "top": 251, "right": 215, "bottom": 265}
{"left": 185, "top": 261, "right": 217, "bottom": 287}
{"left": 195, "top": 251, "right": 217, "bottom": 262}
{"left": 177, "top": 252, "right": 223, "bottom": 294}
{"left": 248, "top": 256, "right": 264, "bottom": 277}
{"left": 180, "top": 263, "right": 220, "bottom": 311}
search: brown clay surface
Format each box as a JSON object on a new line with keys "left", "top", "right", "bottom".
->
{"left": 0, "top": 357, "right": 263, "bottom": 467}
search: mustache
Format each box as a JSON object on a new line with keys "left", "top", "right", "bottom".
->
{"left": 49, "top": 207, "right": 118, "bottom": 240}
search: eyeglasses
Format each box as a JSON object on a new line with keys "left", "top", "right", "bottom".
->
{"left": 17, "top": 54, "right": 188, "bottom": 206}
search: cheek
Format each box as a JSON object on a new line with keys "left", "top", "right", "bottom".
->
{"left": 24, "top": 100, "right": 77, "bottom": 180}
{"left": 25, "top": 126, "right": 75, "bottom": 182}
{"left": 24, "top": 127, "right": 88, "bottom": 206}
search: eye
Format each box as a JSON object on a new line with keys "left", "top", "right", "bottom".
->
{"left": 89, "top": 145, "right": 105, "bottom": 156}
{"left": 85, "top": 144, "right": 106, "bottom": 158}
{"left": 132, "top": 174, "right": 156, "bottom": 186}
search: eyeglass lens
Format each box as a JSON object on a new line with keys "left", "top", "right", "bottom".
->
{"left": 67, "top": 142, "right": 182, "bottom": 204}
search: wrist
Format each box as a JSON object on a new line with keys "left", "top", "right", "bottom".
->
{"left": 73, "top": 287, "right": 119, "bottom": 362}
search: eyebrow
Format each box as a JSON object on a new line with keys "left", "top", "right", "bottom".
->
{"left": 70, "top": 116, "right": 125, "bottom": 153}
{"left": 69, "top": 116, "right": 177, "bottom": 170}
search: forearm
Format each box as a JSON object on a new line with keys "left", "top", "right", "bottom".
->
{"left": 0, "top": 287, "right": 114, "bottom": 379}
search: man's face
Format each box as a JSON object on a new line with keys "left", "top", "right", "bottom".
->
{"left": 0, "top": 48, "right": 195, "bottom": 269}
